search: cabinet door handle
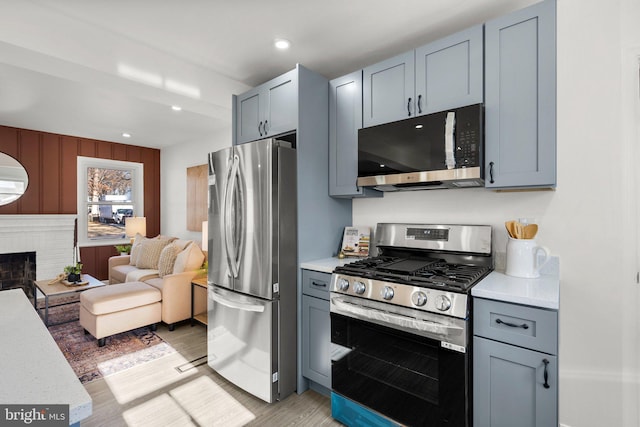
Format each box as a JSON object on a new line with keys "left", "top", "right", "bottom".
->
{"left": 542, "top": 359, "right": 550, "bottom": 389}
{"left": 258, "top": 121, "right": 263, "bottom": 136}
{"left": 264, "top": 120, "right": 268, "bottom": 134}
{"left": 495, "top": 318, "right": 529, "bottom": 329}
{"left": 489, "top": 161, "right": 495, "bottom": 184}
{"left": 407, "top": 97, "right": 412, "bottom": 116}
{"left": 417, "top": 94, "right": 422, "bottom": 114}
{"left": 311, "top": 281, "right": 327, "bottom": 288}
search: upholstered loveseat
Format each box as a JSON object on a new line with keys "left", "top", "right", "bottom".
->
{"left": 107, "top": 234, "right": 206, "bottom": 330}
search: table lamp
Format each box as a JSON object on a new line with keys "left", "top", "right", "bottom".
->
{"left": 125, "top": 216, "right": 146, "bottom": 244}
{"left": 201, "top": 220, "right": 208, "bottom": 252}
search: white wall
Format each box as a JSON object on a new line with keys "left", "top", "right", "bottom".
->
{"left": 352, "top": 1, "right": 639, "bottom": 426}
{"left": 160, "top": 128, "right": 231, "bottom": 241}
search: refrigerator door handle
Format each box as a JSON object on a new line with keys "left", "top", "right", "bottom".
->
{"left": 209, "top": 289, "right": 266, "bottom": 313}
{"left": 234, "top": 153, "right": 246, "bottom": 274}
{"left": 224, "top": 154, "right": 240, "bottom": 278}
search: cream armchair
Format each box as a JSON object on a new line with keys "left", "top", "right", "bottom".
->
{"left": 107, "top": 238, "right": 206, "bottom": 330}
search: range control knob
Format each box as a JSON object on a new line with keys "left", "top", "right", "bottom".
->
{"left": 338, "top": 278, "right": 350, "bottom": 292}
{"left": 354, "top": 281, "right": 366, "bottom": 295}
{"left": 411, "top": 291, "right": 427, "bottom": 307}
{"left": 435, "top": 295, "right": 452, "bottom": 311}
{"left": 381, "top": 286, "right": 395, "bottom": 300}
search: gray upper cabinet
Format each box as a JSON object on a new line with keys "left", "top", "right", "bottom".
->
{"left": 235, "top": 87, "right": 262, "bottom": 144}
{"left": 363, "top": 51, "right": 415, "bottom": 128}
{"left": 235, "top": 69, "right": 298, "bottom": 145}
{"left": 415, "top": 25, "right": 483, "bottom": 115}
{"left": 362, "top": 26, "right": 483, "bottom": 129}
{"left": 329, "top": 71, "right": 382, "bottom": 198}
{"left": 484, "top": 0, "right": 556, "bottom": 189}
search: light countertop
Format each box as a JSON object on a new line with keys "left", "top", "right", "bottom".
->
{"left": 0, "top": 289, "right": 92, "bottom": 424}
{"left": 472, "top": 257, "right": 560, "bottom": 310}
{"left": 300, "top": 257, "right": 355, "bottom": 274}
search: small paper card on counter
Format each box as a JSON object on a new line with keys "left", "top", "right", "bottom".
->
{"left": 341, "top": 226, "right": 370, "bottom": 257}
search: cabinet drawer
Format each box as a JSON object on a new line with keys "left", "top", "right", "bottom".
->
{"left": 474, "top": 298, "right": 557, "bottom": 354}
{"left": 302, "top": 270, "right": 331, "bottom": 300}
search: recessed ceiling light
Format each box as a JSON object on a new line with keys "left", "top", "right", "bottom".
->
{"left": 171, "top": 105, "right": 182, "bottom": 111}
{"left": 415, "top": 124, "right": 423, "bottom": 129}
{"left": 274, "top": 39, "right": 291, "bottom": 50}
{"left": 122, "top": 132, "right": 131, "bottom": 138}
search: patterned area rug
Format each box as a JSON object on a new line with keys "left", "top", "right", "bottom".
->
{"left": 45, "top": 299, "right": 173, "bottom": 384}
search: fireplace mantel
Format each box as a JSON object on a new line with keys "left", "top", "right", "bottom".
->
{"left": 0, "top": 215, "right": 76, "bottom": 281}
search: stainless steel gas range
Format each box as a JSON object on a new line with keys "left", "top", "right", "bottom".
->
{"left": 330, "top": 223, "right": 493, "bottom": 427}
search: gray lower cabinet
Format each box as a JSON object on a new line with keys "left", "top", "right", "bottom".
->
{"left": 329, "top": 71, "right": 382, "bottom": 198}
{"left": 235, "top": 68, "right": 298, "bottom": 145}
{"left": 302, "top": 295, "right": 330, "bottom": 388}
{"left": 301, "top": 270, "right": 331, "bottom": 390}
{"left": 474, "top": 337, "right": 557, "bottom": 427}
{"left": 484, "top": 0, "right": 556, "bottom": 189}
{"left": 473, "top": 298, "right": 558, "bottom": 427}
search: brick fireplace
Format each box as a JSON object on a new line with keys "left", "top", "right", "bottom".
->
{"left": 0, "top": 215, "right": 76, "bottom": 297}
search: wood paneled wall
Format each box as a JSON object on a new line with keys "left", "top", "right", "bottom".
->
{"left": 0, "top": 125, "right": 161, "bottom": 280}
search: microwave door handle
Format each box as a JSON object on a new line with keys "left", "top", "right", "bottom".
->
{"left": 445, "top": 112, "right": 456, "bottom": 169}
{"left": 209, "top": 289, "right": 265, "bottom": 313}
{"left": 331, "top": 297, "right": 463, "bottom": 336}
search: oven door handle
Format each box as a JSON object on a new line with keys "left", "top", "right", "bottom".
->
{"left": 331, "top": 297, "right": 463, "bottom": 336}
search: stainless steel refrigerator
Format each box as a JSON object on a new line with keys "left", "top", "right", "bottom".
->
{"left": 207, "top": 138, "right": 297, "bottom": 403}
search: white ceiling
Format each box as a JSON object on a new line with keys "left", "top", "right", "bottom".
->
{"left": 0, "top": 0, "right": 537, "bottom": 149}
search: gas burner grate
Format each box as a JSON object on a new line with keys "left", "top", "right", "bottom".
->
{"left": 335, "top": 257, "right": 491, "bottom": 292}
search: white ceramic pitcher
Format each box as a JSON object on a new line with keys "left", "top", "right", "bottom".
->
{"left": 505, "top": 237, "right": 550, "bottom": 278}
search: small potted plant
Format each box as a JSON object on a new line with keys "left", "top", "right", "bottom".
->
{"left": 64, "top": 262, "right": 83, "bottom": 283}
{"left": 114, "top": 244, "right": 131, "bottom": 255}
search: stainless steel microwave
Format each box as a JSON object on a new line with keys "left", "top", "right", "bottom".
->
{"left": 357, "top": 103, "right": 484, "bottom": 191}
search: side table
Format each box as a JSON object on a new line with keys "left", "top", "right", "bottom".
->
{"left": 191, "top": 277, "right": 208, "bottom": 326}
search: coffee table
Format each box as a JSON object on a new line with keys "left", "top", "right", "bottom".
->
{"left": 33, "top": 274, "right": 106, "bottom": 326}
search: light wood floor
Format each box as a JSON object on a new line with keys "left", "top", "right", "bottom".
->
{"left": 82, "top": 322, "right": 342, "bottom": 427}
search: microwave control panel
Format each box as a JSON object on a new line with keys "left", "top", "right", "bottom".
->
{"left": 455, "top": 105, "right": 483, "bottom": 168}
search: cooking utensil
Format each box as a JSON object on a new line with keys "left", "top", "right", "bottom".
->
{"left": 515, "top": 222, "right": 523, "bottom": 239}
{"left": 505, "top": 221, "right": 517, "bottom": 238}
{"left": 523, "top": 224, "right": 538, "bottom": 239}
{"left": 506, "top": 220, "right": 539, "bottom": 239}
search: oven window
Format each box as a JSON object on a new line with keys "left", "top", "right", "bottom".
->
{"left": 331, "top": 313, "right": 468, "bottom": 427}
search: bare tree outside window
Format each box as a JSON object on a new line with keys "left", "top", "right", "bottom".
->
{"left": 76, "top": 157, "right": 143, "bottom": 246}
{"left": 85, "top": 167, "right": 135, "bottom": 240}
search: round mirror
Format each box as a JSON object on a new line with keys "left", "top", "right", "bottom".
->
{"left": 0, "top": 153, "right": 29, "bottom": 206}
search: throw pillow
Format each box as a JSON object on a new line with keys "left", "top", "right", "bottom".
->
{"left": 129, "top": 233, "right": 148, "bottom": 265}
{"left": 157, "top": 242, "right": 182, "bottom": 277}
{"left": 136, "top": 238, "right": 171, "bottom": 269}
{"left": 173, "top": 242, "right": 205, "bottom": 274}
{"left": 172, "top": 239, "right": 193, "bottom": 251}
